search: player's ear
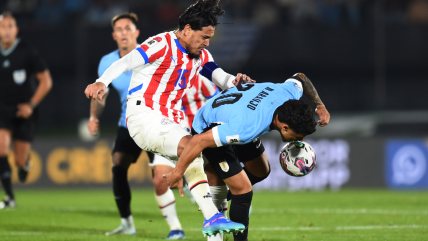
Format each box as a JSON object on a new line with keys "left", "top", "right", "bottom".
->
{"left": 112, "top": 32, "right": 116, "bottom": 41}
{"left": 184, "top": 24, "right": 192, "bottom": 36}
{"left": 282, "top": 124, "right": 290, "bottom": 133}
{"left": 135, "top": 29, "right": 140, "bottom": 38}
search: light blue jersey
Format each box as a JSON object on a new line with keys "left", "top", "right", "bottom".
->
{"left": 98, "top": 50, "right": 133, "bottom": 128}
{"left": 192, "top": 80, "right": 303, "bottom": 146}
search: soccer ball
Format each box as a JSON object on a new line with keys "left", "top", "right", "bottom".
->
{"left": 279, "top": 141, "right": 316, "bottom": 177}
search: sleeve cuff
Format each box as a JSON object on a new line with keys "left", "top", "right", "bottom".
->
{"left": 211, "top": 126, "right": 223, "bottom": 147}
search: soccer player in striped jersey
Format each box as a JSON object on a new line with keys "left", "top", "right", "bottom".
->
{"left": 182, "top": 76, "right": 218, "bottom": 129}
{"left": 87, "top": 13, "right": 186, "bottom": 239}
{"left": 165, "top": 73, "right": 330, "bottom": 241}
{"left": 85, "top": 0, "right": 253, "bottom": 237}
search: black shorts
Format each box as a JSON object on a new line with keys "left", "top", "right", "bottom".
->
{"left": 0, "top": 105, "right": 38, "bottom": 142}
{"left": 192, "top": 127, "right": 265, "bottom": 179}
{"left": 112, "top": 127, "right": 154, "bottom": 163}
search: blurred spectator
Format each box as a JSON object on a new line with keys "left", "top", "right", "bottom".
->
{"left": 343, "top": 0, "right": 362, "bottom": 25}
{"left": 253, "top": 0, "right": 280, "bottom": 26}
{"left": 407, "top": 0, "right": 428, "bottom": 23}
{"left": 276, "top": 0, "right": 297, "bottom": 24}
{"left": 85, "top": 0, "right": 127, "bottom": 26}
{"left": 228, "top": 0, "right": 252, "bottom": 21}
{"left": 290, "top": 0, "right": 320, "bottom": 25}
{"left": 316, "top": 0, "right": 343, "bottom": 25}
{"left": 5, "top": 0, "right": 39, "bottom": 15}
{"left": 35, "top": 0, "right": 65, "bottom": 26}
{"left": 156, "top": 0, "right": 181, "bottom": 27}
{"left": 63, "top": 0, "right": 91, "bottom": 14}
{"left": 384, "top": 0, "right": 408, "bottom": 24}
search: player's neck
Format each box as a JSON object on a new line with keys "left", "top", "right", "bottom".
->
{"left": 118, "top": 44, "right": 137, "bottom": 58}
{"left": 0, "top": 39, "right": 16, "bottom": 50}
{"left": 174, "top": 31, "right": 189, "bottom": 52}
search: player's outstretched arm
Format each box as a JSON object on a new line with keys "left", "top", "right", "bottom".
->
{"left": 87, "top": 91, "right": 109, "bottom": 136}
{"left": 294, "top": 73, "right": 330, "bottom": 127}
{"left": 200, "top": 62, "right": 255, "bottom": 90}
{"left": 163, "top": 131, "right": 217, "bottom": 191}
{"left": 85, "top": 49, "right": 147, "bottom": 100}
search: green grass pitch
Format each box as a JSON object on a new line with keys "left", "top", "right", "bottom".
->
{"left": 0, "top": 189, "right": 427, "bottom": 240}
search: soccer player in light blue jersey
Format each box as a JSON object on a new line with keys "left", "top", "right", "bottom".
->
{"left": 164, "top": 73, "right": 330, "bottom": 241}
{"left": 87, "top": 13, "right": 185, "bottom": 239}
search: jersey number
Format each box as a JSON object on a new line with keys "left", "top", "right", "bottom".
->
{"left": 174, "top": 69, "right": 189, "bottom": 88}
{"left": 212, "top": 84, "right": 255, "bottom": 108}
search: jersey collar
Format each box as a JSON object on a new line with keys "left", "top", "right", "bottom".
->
{"left": 174, "top": 39, "right": 188, "bottom": 54}
{"left": 172, "top": 31, "right": 188, "bottom": 54}
{"left": 0, "top": 38, "right": 20, "bottom": 57}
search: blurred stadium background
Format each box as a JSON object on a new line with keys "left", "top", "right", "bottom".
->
{"left": 1, "top": 0, "right": 428, "bottom": 240}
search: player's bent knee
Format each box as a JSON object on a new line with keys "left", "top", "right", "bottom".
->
{"left": 112, "top": 152, "right": 134, "bottom": 169}
{"left": 243, "top": 164, "right": 270, "bottom": 186}
{"left": 153, "top": 175, "right": 169, "bottom": 194}
{"left": 184, "top": 156, "right": 208, "bottom": 188}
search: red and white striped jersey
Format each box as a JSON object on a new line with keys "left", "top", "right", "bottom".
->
{"left": 126, "top": 31, "right": 214, "bottom": 123}
{"left": 182, "top": 76, "right": 218, "bottom": 128}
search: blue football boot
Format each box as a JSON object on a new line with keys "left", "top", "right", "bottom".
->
{"left": 165, "top": 230, "right": 185, "bottom": 240}
{"left": 202, "top": 213, "right": 245, "bottom": 237}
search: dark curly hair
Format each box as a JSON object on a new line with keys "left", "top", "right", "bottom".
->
{"left": 178, "top": 0, "right": 225, "bottom": 31}
{"left": 274, "top": 99, "right": 316, "bottom": 136}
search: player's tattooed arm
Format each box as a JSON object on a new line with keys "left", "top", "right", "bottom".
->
{"left": 294, "top": 73, "right": 323, "bottom": 107}
{"left": 293, "top": 73, "right": 330, "bottom": 127}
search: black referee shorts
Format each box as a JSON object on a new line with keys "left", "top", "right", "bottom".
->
{"left": 0, "top": 105, "right": 38, "bottom": 142}
{"left": 192, "top": 126, "right": 265, "bottom": 179}
{"left": 112, "top": 127, "right": 154, "bottom": 163}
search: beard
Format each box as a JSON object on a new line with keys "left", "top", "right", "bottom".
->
{"left": 188, "top": 51, "right": 200, "bottom": 60}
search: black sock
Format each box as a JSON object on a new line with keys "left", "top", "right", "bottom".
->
{"left": 230, "top": 191, "right": 253, "bottom": 241}
{"left": 112, "top": 165, "right": 131, "bottom": 218}
{"left": 0, "top": 156, "right": 14, "bottom": 200}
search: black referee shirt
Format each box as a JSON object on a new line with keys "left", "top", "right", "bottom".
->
{"left": 0, "top": 39, "right": 48, "bottom": 106}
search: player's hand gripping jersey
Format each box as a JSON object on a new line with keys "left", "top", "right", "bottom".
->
{"left": 96, "top": 31, "right": 232, "bottom": 124}
{"left": 192, "top": 79, "right": 303, "bottom": 146}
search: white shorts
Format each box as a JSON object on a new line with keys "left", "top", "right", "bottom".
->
{"left": 126, "top": 102, "right": 190, "bottom": 161}
{"left": 149, "top": 155, "right": 176, "bottom": 168}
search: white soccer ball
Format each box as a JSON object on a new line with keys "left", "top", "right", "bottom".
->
{"left": 279, "top": 141, "right": 316, "bottom": 177}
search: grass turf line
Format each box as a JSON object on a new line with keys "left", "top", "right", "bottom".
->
{"left": 0, "top": 189, "right": 427, "bottom": 240}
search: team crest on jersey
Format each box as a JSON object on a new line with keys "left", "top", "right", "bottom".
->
{"left": 194, "top": 58, "right": 201, "bottom": 67}
{"left": 13, "top": 69, "right": 26, "bottom": 85}
{"left": 219, "top": 160, "right": 229, "bottom": 172}
{"left": 161, "top": 118, "right": 174, "bottom": 125}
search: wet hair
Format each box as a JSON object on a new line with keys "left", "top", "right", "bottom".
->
{"left": 178, "top": 0, "right": 225, "bottom": 31}
{"left": 111, "top": 13, "right": 138, "bottom": 29}
{"left": 0, "top": 11, "right": 14, "bottom": 21}
{"left": 274, "top": 99, "right": 317, "bottom": 136}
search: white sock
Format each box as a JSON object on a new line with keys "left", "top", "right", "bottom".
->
{"left": 121, "top": 215, "right": 134, "bottom": 227}
{"left": 155, "top": 188, "right": 182, "bottom": 231}
{"left": 184, "top": 156, "right": 218, "bottom": 220}
{"left": 210, "top": 185, "right": 228, "bottom": 215}
{"left": 207, "top": 185, "right": 229, "bottom": 241}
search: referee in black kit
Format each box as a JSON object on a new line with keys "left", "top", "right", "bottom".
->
{"left": 0, "top": 12, "right": 52, "bottom": 209}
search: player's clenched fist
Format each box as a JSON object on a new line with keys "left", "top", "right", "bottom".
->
{"left": 315, "top": 105, "right": 330, "bottom": 127}
{"left": 85, "top": 82, "right": 107, "bottom": 101}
